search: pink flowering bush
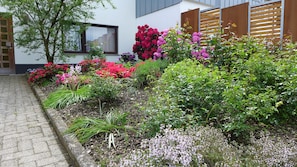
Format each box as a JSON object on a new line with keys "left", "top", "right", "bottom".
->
{"left": 28, "top": 62, "right": 68, "bottom": 85}
{"left": 153, "top": 26, "right": 209, "bottom": 63}
{"left": 95, "top": 62, "right": 135, "bottom": 78}
{"left": 56, "top": 65, "right": 91, "bottom": 90}
{"left": 133, "top": 24, "right": 160, "bottom": 60}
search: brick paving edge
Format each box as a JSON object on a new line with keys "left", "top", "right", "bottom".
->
{"left": 30, "top": 84, "right": 99, "bottom": 167}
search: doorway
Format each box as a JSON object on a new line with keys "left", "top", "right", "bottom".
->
{"left": 0, "top": 14, "right": 15, "bottom": 75}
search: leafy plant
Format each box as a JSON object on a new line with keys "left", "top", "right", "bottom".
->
{"left": 118, "top": 52, "right": 137, "bottom": 66}
{"left": 89, "top": 77, "right": 120, "bottom": 114}
{"left": 132, "top": 59, "right": 169, "bottom": 88}
{"left": 132, "top": 24, "right": 160, "bottom": 60}
{"left": 207, "top": 32, "right": 264, "bottom": 72}
{"left": 43, "top": 85, "right": 91, "bottom": 109}
{"left": 66, "top": 111, "right": 133, "bottom": 145}
{"left": 85, "top": 43, "right": 105, "bottom": 60}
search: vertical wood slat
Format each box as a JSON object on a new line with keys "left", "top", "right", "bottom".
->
{"left": 250, "top": 1, "right": 281, "bottom": 40}
{"left": 284, "top": 0, "right": 297, "bottom": 42}
{"left": 181, "top": 8, "right": 199, "bottom": 35}
{"left": 221, "top": 3, "right": 249, "bottom": 37}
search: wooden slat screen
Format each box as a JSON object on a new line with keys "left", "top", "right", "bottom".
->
{"left": 200, "top": 8, "right": 220, "bottom": 45}
{"left": 250, "top": 1, "right": 282, "bottom": 40}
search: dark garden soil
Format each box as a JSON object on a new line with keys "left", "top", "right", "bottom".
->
{"left": 40, "top": 83, "right": 297, "bottom": 166}
{"left": 40, "top": 83, "right": 150, "bottom": 165}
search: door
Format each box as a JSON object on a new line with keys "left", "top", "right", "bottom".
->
{"left": 0, "top": 14, "right": 15, "bottom": 75}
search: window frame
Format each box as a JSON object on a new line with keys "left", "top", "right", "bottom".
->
{"left": 64, "top": 23, "right": 118, "bottom": 54}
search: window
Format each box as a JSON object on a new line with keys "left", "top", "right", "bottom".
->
{"left": 64, "top": 24, "right": 118, "bottom": 54}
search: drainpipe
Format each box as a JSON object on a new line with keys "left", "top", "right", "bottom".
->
{"left": 280, "top": 0, "right": 285, "bottom": 49}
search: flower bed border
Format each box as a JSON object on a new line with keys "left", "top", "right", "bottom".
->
{"left": 30, "top": 84, "right": 98, "bottom": 167}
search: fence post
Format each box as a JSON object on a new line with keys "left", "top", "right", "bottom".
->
{"left": 283, "top": 0, "right": 297, "bottom": 42}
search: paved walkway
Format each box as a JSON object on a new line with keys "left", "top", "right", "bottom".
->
{"left": 0, "top": 75, "right": 71, "bottom": 167}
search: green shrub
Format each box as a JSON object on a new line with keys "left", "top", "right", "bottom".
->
{"left": 208, "top": 35, "right": 266, "bottom": 72}
{"left": 43, "top": 85, "right": 91, "bottom": 109}
{"left": 275, "top": 55, "right": 297, "bottom": 122}
{"left": 89, "top": 77, "right": 120, "bottom": 102}
{"left": 142, "top": 59, "right": 226, "bottom": 136}
{"left": 133, "top": 59, "right": 169, "bottom": 88}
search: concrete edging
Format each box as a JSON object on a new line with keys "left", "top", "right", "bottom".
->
{"left": 30, "top": 85, "right": 98, "bottom": 167}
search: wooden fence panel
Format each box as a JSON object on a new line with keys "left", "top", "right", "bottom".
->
{"left": 221, "top": 3, "right": 249, "bottom": 37}
{"left": 200, "top": 8, "right": 220, "bottom": 44}
{"left": 284, "top": 0, "right": 297, "bottom": 42}
{"left": 181, "top": 8, "right": 199, "bottom": 35}
{"left": 250, "top": 1, "right": 282, "bottom": 40}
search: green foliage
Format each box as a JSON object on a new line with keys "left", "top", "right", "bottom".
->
{"left": 142, "top": 43, "right": 297, "bottom": 140}
{"left": 89, "top": 77, "right": 120, "bottom": 102}
{"left": 133, "top": 59, "right": 169, "bottom": 88}
{"left": 0, "top": 0, "right": 114, "bottom": 62}
{"left": 142, "top": 59, "right": 226, "bottom": 136}
{"left": 275, "top": 55, "right": 297, "bottom": 121}
{"left": 85, "top": 44, "right": 105, "bottom": 60}
{"left": 207, "top": 34, "right": 265, "bottom": 72}
{"left": 66, "top": 111, "right": 132, "bottom": 144}
{"left": 43, "top": 85, "right": 91, "bottom": 109}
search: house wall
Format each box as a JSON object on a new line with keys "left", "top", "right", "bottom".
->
{"left": 0, "top": 0, "right": 137, "bottom": 73}
{"left": 136, "top": 0, "right": 211, "bottom": 32}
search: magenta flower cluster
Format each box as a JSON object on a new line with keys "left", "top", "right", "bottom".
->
{"left": 153, "top": 27, "right": 209, "bottom": 62}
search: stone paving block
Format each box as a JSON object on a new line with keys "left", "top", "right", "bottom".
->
{"left": 1, "top": 159, "right": 18, "bottom": 167}
{"left": 18, "top": 139, "right": 33, "bottom": 151}
{"left": 19, "top": 161, "right": 37, "bottom": 167}
{"left": 17, "top": 125, "right": 29, "bottom": 133}
{"left": 29, "top": 126, "right": 42, "bottom": 135}
{"left": 1, "top": 150, "right": 34, "bottom": 161}
{"left": 33, "top": 141, "right": 49, "bottom": 153}
{"left": 48, "top": 144, "right": 64, "bottom": 155}
{"left": 36, "top": 155, "right": 67, "bottom": 166}
{"left": 0, "top": 147, "right": 18, "bottom": 156}
{"left": 19, "top": 152, "right": 51, "bottom": 164}
{"left": 2, "top": 137, "right": 17, "bottom": 149}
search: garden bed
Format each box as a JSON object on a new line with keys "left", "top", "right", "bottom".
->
{"left": 40, "top": 82, "right": 150, "bottom": 166}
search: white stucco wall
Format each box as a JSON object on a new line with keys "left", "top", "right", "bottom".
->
{"left": 136, "top": 0, "right": 212, "bottom": 32}
{"left": 0, "top": 0, "right": 137, "bottom": 65}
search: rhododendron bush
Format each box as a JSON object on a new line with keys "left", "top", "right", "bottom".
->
{"left": 28, "top": 63, "right": 68, "bottom": 84}
{"left": 96, "top": 62, "right": 135, "bottom": 78}
{"left": 133, "top": 24, "right": 160, "bottom": 60}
